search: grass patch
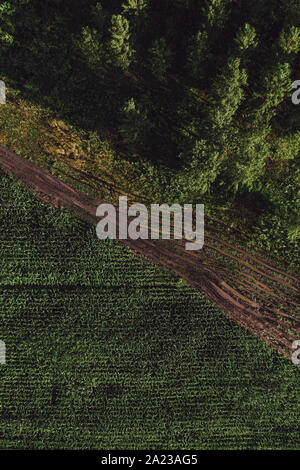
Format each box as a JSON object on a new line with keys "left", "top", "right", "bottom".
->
{"left": 0, "top": 84, "right": 164, "bottom": 202}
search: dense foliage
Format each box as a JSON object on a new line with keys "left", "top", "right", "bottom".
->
{"left": 0, "top": 0, "right": 299, "bottom": 239}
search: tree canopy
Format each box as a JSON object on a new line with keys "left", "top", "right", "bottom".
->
{"left": 0, "top": 0, "right": 299, "bottom": 240}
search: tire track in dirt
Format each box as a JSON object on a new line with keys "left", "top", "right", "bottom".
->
{"left": 0, "top": 145, "right": 299, "bottom": 359}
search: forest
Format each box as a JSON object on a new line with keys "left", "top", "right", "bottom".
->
{"left": 0, "top": 0, "right": 299, "bottom": 243}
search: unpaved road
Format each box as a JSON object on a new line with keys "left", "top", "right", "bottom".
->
{"left": 0, "top": 145, "right": 299, "bottom": 359}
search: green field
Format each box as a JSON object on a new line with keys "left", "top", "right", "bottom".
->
{"left": 0, "top": 173, "right": 299, "bottom": 450}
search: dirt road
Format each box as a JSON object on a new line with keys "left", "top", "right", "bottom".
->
{"left": 0, "top": 145, "right": 299, "bottom": 359}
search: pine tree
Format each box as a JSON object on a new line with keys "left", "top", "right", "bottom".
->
{"left": 119, "top": 98, "right": 150, "bottom": 151}
{"left": 91, "top": 2, "right": 105, "bottom": 31}
{"left": 0, "top": 1, "right": 16, "bottom": 47}
{"left": 122, "top": 0, "right": 148, "bottom": 17}
{"left": 234, "top": 129, "right": 271, "bottom": 192}
{"left": 78, "top": 26, "right": 105, "bottom": 74}
{"left": 279, "top": 26, "right": 300, "bottom": 55}
{"left": 256, "top": 62, "right": 291, "bottom": 124}
{"left": 209, "top": 57, "right": 248, "bottom": 130}
{"left": 121, "top": 0, "right": 148, "bottom": 42}
{"left": 234, "top": 23, "right": 257, "bottom": 52}
{"left": 148, "top": 38, "right": 173, "bottom": 81}
{"left": 203, "top": 0, "right": 232, "bottom": 29}
{"left": 186, "top": 30, "right": 209, "bottom": 80}
{"left": 109, "top": 14, "right": 134, "bottom": 70}
{"left": 171, "top": 139, "right": 221, "bottom": 199}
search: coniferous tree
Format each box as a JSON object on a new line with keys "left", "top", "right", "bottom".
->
{"left": 109, "top": 14, "right": 134, "bottom": 70}
{"left": 186, "top": 30, "right": 209, "bottom": 80}
{"left": 172, "top": 139, "right": 221, "bottom": 200}
{"left": 119, "top": 98, "right": 150, "bottom": 151}
{"left": 78, "top": 26, "right": 105, "bottom": 74}
{"left": 121, "top": 0, "right": 148, "bottom": 43}
{"left": 148, "top": 38, "right": 173, "bottom": 82}
{"left": 202, "top": 0, "right": 232, "bottom": 29}
{"left": 234, "top": 129, "right": 271, "bottom": 192}
{"left": 234, "top": 23, "right": 258, "bottom": 52}
{"left": 0, "top": 1, "right": 19, "bottom": 48}
{"left": 256, "top": 62, "right": 291, "bottom": 124}
{"left": 122, "top": 0, "right": 148, "bottom": 17}
{"left": 279, "top": 26, "right": 300, "bottom": 55}
{"left": 209, "top": 57, "right": 248, "bottom": 131}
